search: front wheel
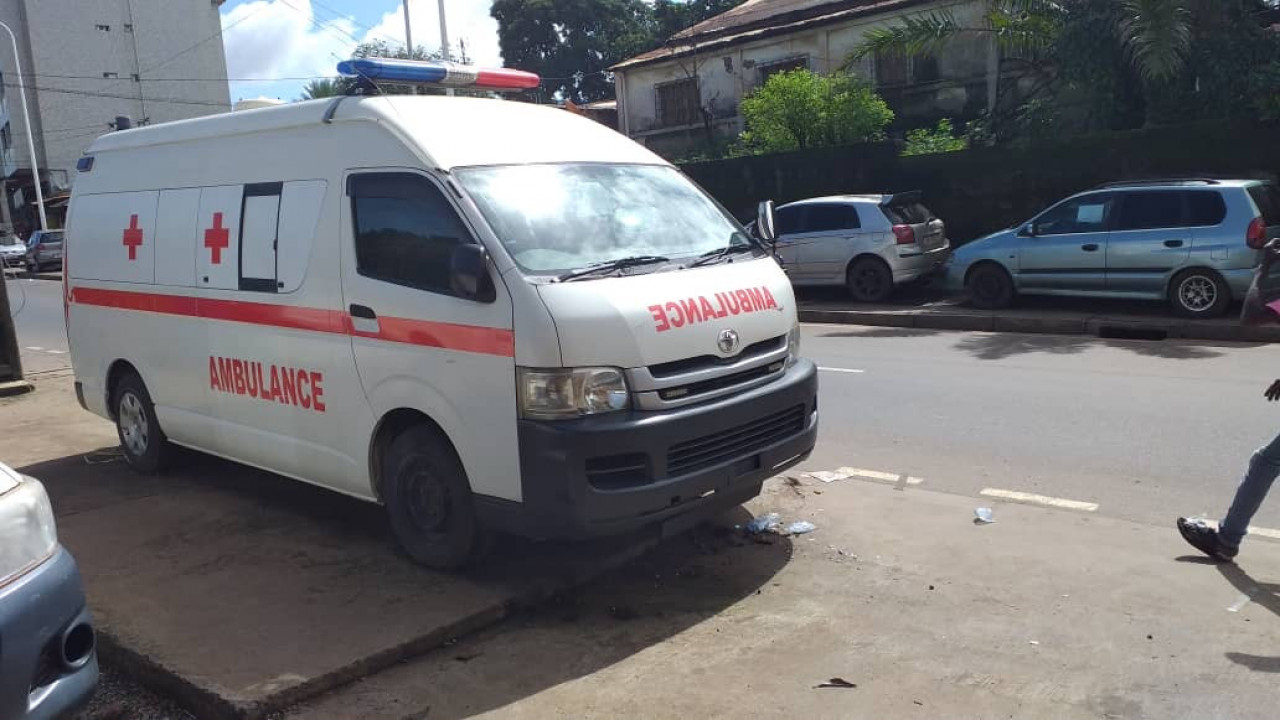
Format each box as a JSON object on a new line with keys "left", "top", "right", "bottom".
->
{"left": 112, "top": 372, "right": 173, "bottom": 474}
{"left": 965, "top": 263, "right": 1015, "bottom": 309}
{"left": 382, "top": 426, "right": 484, "bottom": 569}
{"left": 1169, "top": 269, "right": 1230, "bottom": 318}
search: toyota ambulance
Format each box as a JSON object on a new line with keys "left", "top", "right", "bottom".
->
{"left": 65, "top": 59, "right": 818, "bottom": 568}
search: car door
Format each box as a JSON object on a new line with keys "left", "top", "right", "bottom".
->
{"left": 794, "top": 202, "right": 862, "bottom": 283}
{"left": 1018, "top": 192, "right": 1113, "bottom": 292}
{"left": 771, "top": 205, "right": 807, "bottom": 279}
{"left": 1105, "top": 190, "right": 1192, "bottom": 295}
{"left": 341, "top": 170, "right": 520, "bottom": 504}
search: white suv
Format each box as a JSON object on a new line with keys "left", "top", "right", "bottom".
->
{"left": 771, "top": 192, "right": 951, "bottom": 301}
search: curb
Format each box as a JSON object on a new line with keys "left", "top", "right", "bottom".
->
{"left": 798, "top": 307, "right": 1280, "bottom": 343}
{"left": 0, "top": 379, "right": 34, "bottom": 397}
{"left": 101, "top": 529, "right": 667, "bottom": 720}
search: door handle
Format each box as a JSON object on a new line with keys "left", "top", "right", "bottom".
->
{"left": 349, "top": 304, "right": 377, "bottom": 320}
{"left": 1164, "top": 239, "right": 1184, "bottom": 248}
{"left": 1081, "top": 243, "right": 1099, "bottom": 252}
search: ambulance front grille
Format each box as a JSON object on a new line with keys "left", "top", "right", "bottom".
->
{"left": 666, "top": 405, "right": 805, "bottom": 477}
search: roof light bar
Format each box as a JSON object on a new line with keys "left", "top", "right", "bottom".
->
{"left": 336, "top": 58, "right": 540, "bottom": 91}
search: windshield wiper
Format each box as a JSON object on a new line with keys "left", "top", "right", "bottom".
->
{"left": 688, "top": 243, "right": 756, "bottom": 268}
{"left": 557, "top": 255, "right": 671, "bottom": 282}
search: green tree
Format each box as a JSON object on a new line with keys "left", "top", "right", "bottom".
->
{"left": 738, "top": 69, "right": 894, "bottom": 154}
{"left": 902, "top": 118, "right": 969, "bottom": 156}
{"left": 651, "top": 0, "right": 745, "bottom": 39}
{"left": 491, "top": 0, "right": 655, "bottom": 103}
{"left": 299, "top": 78, "right": 344, "bottom": 100}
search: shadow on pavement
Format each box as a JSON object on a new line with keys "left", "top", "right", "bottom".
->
{"left": 21, "top": 447, "right": 790, "bottom": 719}
{"left": 1216, "top": 561, "right": 1280, "bottom": 673}
{"left": 953, "top": 332, "right": 1229, "bottom": 361}
{"left": 818, "top": 327, "right": 943, "bottom": 339}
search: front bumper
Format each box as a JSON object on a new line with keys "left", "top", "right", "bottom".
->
{"left": 478, "top": 359, "right": 819, "bottom": 539}
{"left": 0, "top": 547, "right": 98, "bottom": 720}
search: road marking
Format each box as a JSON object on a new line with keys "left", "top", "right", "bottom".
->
{"left": 827, "top": 467, "right": 924, "bottom": 485}
{"left": 818, "top": 367, "right": 865, "bottom": 374}
{"left": 24, "top": 346, "right": 43, "bottom": 351}
{"left": 1201, "top": 519, "right": 1280, "bottom": 542}
{"left": 979, "top": 488, "right": 1099, "bottom": 512}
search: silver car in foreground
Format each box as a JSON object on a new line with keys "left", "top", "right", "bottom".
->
{"left": 0, "top": 462, "right": 97, "bottom": 720}
{"left": 771, "top": 192, "right": 951, "bottom": 301}
{"left": 948, "top": 179, "right": 1280, "bottom": 317}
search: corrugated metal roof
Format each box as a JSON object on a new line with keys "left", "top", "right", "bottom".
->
{"left": 612, "top": 0, "right": 927, "bottom": 71}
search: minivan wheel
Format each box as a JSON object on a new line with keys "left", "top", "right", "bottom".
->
{"left": 846, "top": 257, "right": 894, "bottom": 302}
{"left": 112, "top": 372, "right": 172, "bottom": 474}
{"left": 382, "top": 425, "right": 484, "bottom": 569}
{"left": 966, "top": 263, "right": 1015, "bottom": 310}
{"left": 1170, "top": 269, "right": 1230, "bottom": 318}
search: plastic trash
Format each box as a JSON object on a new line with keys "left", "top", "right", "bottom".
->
{"left": 744, "top": 512, "right": 782, "bottom": 534}
{"left": 974, "top": 507, "right": 995, "bottom": 524}
{"left": 787, "top": 520, "right": 817, "bottom": 535}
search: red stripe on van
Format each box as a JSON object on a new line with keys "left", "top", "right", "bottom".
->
{"left": 70, "top": 287, "right": 515, "bottom": 357}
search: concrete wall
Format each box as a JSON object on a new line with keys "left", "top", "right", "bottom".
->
{"left": 616, "top": 0, "right": 992, "bottom": 156}
{"left": 0, "top": 0, "right": 229, "bottom": 192}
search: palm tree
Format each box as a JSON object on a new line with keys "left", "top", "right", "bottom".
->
{"left": 300, "top": 78, "right": 345, "bottom": 100}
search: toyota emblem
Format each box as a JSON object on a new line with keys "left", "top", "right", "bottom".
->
{"left": 717, "top": 329, "right": 740, "bottom": 354}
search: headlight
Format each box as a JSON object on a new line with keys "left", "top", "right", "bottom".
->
{"left": 0, "top": 477, "right": 58, "bottom": 587}
{"left": 518, "top": 367, "right": 629, "bottom": 419}
{"left": 786, "top": 323, "right": 801, "bottom": 367}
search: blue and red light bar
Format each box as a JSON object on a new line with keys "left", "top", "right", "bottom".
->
{"left": 336, "top": 58, "right": 540, "bottom": 91}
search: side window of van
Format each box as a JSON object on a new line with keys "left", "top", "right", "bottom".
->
{"left": 348, "top": 172, "right": 474, "bottom": 296}
{"left": 240, "top": 182, "right": 282, "bottom": 292}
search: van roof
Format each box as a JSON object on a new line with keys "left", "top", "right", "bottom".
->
{"left": 87, "top": 95, "right": 667, "bottom": 171}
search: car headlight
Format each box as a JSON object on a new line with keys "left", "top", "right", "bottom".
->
{"left": 786, "top": 323, "right": 801, "bottom": 367}
{"left": 0, "top": 476, "right": 58, "bottom": 587}
{"left": 518, "top": 367, "right": 630, "bottom": 419}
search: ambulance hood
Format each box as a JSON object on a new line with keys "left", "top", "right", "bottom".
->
{"left": 536, "top": 257, "right": 796, "bottom": 369}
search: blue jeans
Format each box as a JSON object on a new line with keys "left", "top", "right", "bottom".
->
{"left": 1220, "top": 431, "right": 1280, "bottom": 547}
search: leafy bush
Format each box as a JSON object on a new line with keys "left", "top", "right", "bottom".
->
{"left": 738, "top": 69, "right": 894, "bottom": 154}
{"left": 902, "top": 118, "right": 969, "bottom": 156}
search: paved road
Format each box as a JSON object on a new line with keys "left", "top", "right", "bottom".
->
{"left": 4, "top": 275, "right": 68, "bottom": 373}
{"left": 798, "top": 323, "right": 1280, "bottom": 534}
{"left": 9, "top": 275, "right": 1277, "bottom": 537}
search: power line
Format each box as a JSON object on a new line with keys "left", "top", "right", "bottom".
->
{"left": 7, "top": 72, "right": 335, "bottom": 83}
{"left": 0, "top": 80, "right": 229, "bottom": 108}
{"left": 140, "top": 1, "right": 272, "bottom": 78}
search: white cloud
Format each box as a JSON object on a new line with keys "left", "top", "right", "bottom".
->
{"left": 221, "top": 1, "right": 503, "bottom": 102}
{"left": 362, "top": 1, "right": 502, "bottom": 66}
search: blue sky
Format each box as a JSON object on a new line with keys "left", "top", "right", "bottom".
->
{"left": 220, "top": 0, "right": 503, "bottom": 102}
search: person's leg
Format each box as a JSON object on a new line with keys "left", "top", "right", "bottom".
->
{"left": 1219, "top": 430, "right": 1280, "bottom": 548}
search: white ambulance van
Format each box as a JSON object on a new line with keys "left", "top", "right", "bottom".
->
{"left": 65, "top": 60, "right": 818, "bottom": 568}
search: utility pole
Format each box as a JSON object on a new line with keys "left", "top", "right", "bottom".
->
{"left": 402, "top": 0, "right": 413, "bottom": 57}
{"left": 0, "top": 19, "right": 39, "bottom": 395}
{"left": 0, "top": 20, "right": 47, "bottom": 232}
{"left": 437, "top": 0, "right": 453, "bottom": 96}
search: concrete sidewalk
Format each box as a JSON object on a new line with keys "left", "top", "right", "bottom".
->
{"left": 1, "top": 376, "right": 671, "bottom": 720}
{"left": 798, "top": 288, "right": 1280, "bottom": 343}
{"left": 287, "top": 475, "right": 1280, "bottom": 720}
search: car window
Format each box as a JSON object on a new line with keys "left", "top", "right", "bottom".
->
{"left": 349, "top": 172, "right": 474, "bottom": 296}
{"left": 1035, "top": 194, "right": 1112, "bottom": 235}
{"left": 1248, "top": 184, "right": 1280, "bottom": 225}
{"left": 883, "top": 201, "right": 933, "bottom": 225}
{"left": 802, "top": 204, "right": 860, "bottom": 233}
{"left": 1184, "top": 191, "right": 1227, "bottom": 227}
{"left": 1113, "top": 191, "right": 1185, "bottom": 231}
{"left": 775, "top": 206, "right": 802, "bottom": 235}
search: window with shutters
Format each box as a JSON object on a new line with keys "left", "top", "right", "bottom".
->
{"left": 656, "top": 77, "right": 701, "bottom": 128}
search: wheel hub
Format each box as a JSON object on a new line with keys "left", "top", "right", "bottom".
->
{"left": 118, "top": 392, "right": 149, "bottom": 457}
{"left": 1179, "top": 276, "right": 1216, "bottom": 311}
{"left": 405, "top": 467, "right": 450, "bottom": 533}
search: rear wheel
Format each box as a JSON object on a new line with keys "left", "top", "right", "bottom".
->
{"left": 845, "top": 257, "right": 894, "bottom": 303}
{"left": 966, "top": 263, "right": 1015, "bottom": 310}
{"left": 112, "top": 372, "right": 173, "bottom": 474}
{"left": 1169, "top": 268, "right": 1229, "bottom": 318}
{"left": 382, "top": 425, "right": 484, "bottom": 569}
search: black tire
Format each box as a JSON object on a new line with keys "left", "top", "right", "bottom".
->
{"left": 846, "top": 257, "right": 894, "bottom": 303}
{"left": 112, "top": 372, "right": 172, "bottom": 474}
{"left": 1169, "top": 268, "right": 1230, "bottom": 318}
{"left": 382, "top": 425, "right": 483, "bottom": 569}
{"left": 966, "top": 263, "right": 1015, "bottom": 310}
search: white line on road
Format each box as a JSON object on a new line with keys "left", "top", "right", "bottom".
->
{"left": 24, "top": 346, "right": 43, "bottom": 351}
{"left": 979, "top": 488, "right": 1099, "bottom": 512}
{"left": 818, "top": 367, "right": 866, "bottom": 374}
{"left": 825, "top": 467, "right": 924, "bottom": 485}
{"left": 1201, "top": 519, "right": 1280, "bottom": 542}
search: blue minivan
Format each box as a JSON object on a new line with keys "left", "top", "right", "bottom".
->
{"left": 948, "top": 179, "right": 1280, "bottom": 317}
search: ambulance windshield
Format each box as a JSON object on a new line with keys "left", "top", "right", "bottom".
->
{"left": 455, "top": 163, "right": 756, "bottom": 276}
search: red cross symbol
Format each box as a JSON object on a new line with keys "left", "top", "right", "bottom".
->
{"left": 122, "top": 214, "right": 143, "bottom": 260}
{"left": 204, "top": 212, "right": 230, "bottom": 265}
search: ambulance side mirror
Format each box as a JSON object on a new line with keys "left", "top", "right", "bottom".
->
{"left": 756, "top": 200, "right": 777, "bottom": 244}
{"left": 450, "top": 243, "right": 495, "bottom": 303}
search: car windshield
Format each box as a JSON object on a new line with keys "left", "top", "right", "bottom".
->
{"left": 454, "top": 163, "right": 752, "bottom": 275}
